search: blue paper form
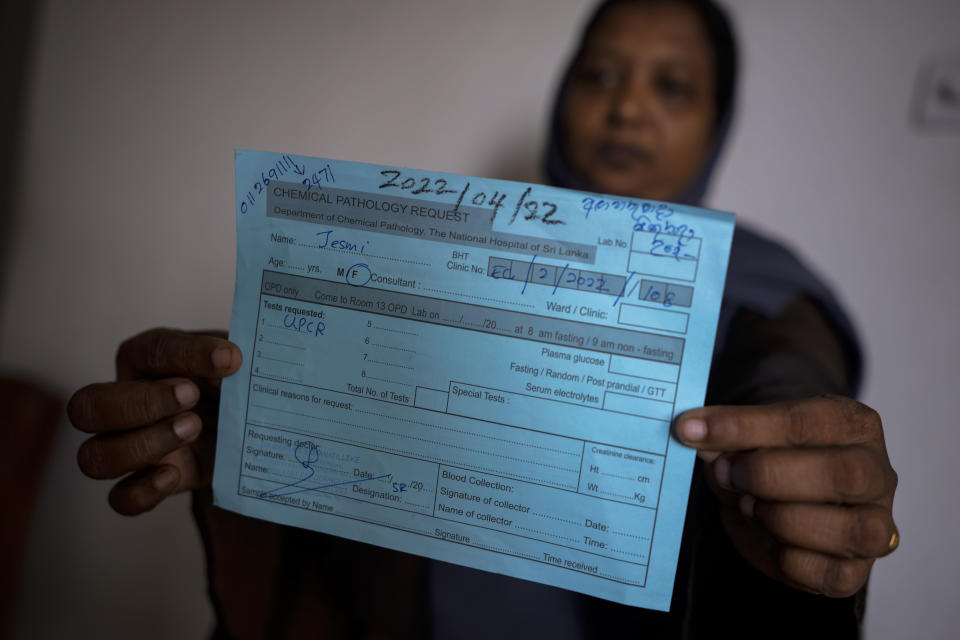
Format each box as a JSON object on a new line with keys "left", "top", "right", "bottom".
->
{"left": 213, "top": 150, "right": 734, "bottom": 611}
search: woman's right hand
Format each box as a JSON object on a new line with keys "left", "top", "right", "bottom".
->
{"left": 68, "top": 328, "right": 242, "bottom": 515}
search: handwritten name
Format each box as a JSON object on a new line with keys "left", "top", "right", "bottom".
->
{"left": 317, "top": 229, "right": 369, "bottom": 254}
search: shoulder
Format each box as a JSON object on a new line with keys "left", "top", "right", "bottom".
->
{"left": 725, "top": 224, "right": 824, "bottom": 315}
{"left": 717, "top": 224, "right": 864, "bottom": 395}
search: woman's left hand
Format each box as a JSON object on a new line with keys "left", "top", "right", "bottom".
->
{"left": 675, "top": 394, "right": 898, "bottom": 597}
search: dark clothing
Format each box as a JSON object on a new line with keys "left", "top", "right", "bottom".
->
{"left": 718, "top": 226, "right": 862, "bottom": 394}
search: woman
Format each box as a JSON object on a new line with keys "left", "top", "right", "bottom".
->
{"left": 68, "top": 1, "right": 897, "bottom": 637}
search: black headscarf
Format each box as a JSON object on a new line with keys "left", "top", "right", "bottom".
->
{"left": 544, "top": 0, "right": 739, "bottom": 205}
{"left": 542, "top": 0, "right": 864, "bottom": 392}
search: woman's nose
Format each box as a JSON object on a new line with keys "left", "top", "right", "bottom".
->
{"left": 607, "top": 73, "right": 654, "bottom": 127}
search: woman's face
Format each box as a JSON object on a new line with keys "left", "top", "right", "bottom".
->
{"left": 561, "top": 2, "right": 716, "bottom": 201}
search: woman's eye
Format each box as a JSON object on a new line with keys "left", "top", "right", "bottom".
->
{"left": 575, "top": 64, "right": 620, "bottom": 90}
{"left": 655, "top": 74, "right": 697, "bottom": 100}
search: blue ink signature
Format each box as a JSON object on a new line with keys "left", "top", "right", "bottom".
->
{"left": 260, "top": 440, "right": 392, "bottom": 499}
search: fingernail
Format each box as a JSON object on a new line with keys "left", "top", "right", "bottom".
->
{"left": 174, "top": 382, "right": 198, "bottom": 407}
{"left": 714, "top": 457, "right": 731, "bottom": 489}
{"left": 678, "top": 418, "right": 707, "bottom": 442}
{"left": 739, "top": 494, "right": 756, "bottom": 518}
{"left": 173, "top": 415, "right": 200, "bottom": 441}
{"left": 212, "top": 347, "right": 234, "bottom": 370}
{"left": 153, "top": 467, "right": 179, "bottom": 491}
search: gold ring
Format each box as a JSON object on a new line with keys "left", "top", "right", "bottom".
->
{"left": 887, "top": 524, "right": 900, "bottom": 554}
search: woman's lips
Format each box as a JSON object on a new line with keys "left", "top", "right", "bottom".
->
{"left": 596, "top": 141, "right": 655, "bottom": 167}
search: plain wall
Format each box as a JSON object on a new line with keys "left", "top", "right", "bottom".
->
{"left": 3, "top": 1, "right": 958, "bottom": 637}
